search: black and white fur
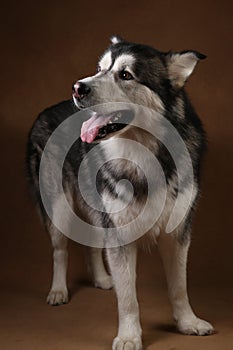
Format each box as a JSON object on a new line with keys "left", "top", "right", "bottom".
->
{"left": 26, "top": 36, "right": 214, "bottom": 350}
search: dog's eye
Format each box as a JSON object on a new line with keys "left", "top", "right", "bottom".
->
{"left": 97, "top": 65, "right": 101, "bottom": 73}
{"left": 119, "top": 70, "right": 134, "bottom": 80}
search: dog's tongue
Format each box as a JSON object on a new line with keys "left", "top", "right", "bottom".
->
{"left": 81, "top": 112, "right": 113, "bottom": 143}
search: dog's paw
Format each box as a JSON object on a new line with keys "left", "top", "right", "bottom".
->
{"left": 46, "top": 288, "right": 69, "bottom": 306}
{"left": 177, "top": 316, "right": 214, "bottom": 336}
{"left": 112, "top": 336, "right": 142, "bottom": 350}
{"left": 94, "top": 275, "right": 113, "bottom": 290}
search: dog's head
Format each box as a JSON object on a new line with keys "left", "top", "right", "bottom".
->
{"left": 73, "top": 36, "right": 206, "bottom": 143}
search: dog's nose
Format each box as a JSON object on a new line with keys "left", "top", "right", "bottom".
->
{"left": 72, "top": 82, "right": 91, "bottom": 99}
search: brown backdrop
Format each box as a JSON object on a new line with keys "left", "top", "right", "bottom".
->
{"left": 0, "top": 1, "right": 232, "bottom": 349}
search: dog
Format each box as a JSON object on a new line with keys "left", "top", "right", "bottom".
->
{"left": 26, "top": 36, "right": 214, "bottom": 349}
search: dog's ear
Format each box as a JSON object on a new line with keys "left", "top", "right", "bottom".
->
{"left": 110, "top": 35, "right": 124, "bottom": 45}
{"left": 166, "top": 51, "right": 206, "bottom": 88}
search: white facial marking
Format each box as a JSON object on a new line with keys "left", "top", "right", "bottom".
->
{"left": 99, "top": 51, "right": 112, "bottom": 71}
{"left": 77, "top": 51, "right": 112, "bottom": 87}
{"left": 111, "top": 54, "right": 135, "bottom": 73}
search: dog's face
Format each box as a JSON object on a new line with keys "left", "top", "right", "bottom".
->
{"left": 73, "top": 36, "right": 205, "bottom": 143}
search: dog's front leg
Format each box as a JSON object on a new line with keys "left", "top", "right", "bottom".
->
{"left": 157, "top": 232, "right": 214, "bottom": 335}
{"left": 107, "top": 243, "right": 142, "bottom": 350}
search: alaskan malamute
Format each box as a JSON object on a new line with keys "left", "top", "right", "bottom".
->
{"left": 26, "top": 36, "right": 214, "bottom": 349}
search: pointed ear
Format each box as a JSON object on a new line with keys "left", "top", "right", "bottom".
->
{"left": 110, "top": 35, "right": 124, "bottom": 45}
{"left": 166, "top": 50, "right": 206, "bottom": 88}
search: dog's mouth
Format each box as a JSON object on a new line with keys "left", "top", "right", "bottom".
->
{"left": 80, "top": 109, "right": 134, "bottom": 143}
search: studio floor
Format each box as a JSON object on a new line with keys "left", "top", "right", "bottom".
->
{"left": 1, "top": 247, "right": 232, "bottom": 350}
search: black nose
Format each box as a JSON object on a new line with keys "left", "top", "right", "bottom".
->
{"left": 72, "top": 82, "right": 91, "bottom": 99}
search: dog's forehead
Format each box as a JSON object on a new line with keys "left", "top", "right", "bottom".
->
{"left": 112, "top": 54, "right": 135, "bottom": 71}
{"left": 99, "top": 42, "right": 163, "bottom": 73}
{"left": 99, "top": 50, "right": 135, "bottom": 71}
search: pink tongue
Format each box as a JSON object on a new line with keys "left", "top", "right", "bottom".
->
{"left": 81, "top": 112, "right": 113, "bottom": 143}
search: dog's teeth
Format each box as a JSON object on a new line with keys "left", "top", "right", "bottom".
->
{"left": 109, "top": 121, "right": 113, "bottom": 124}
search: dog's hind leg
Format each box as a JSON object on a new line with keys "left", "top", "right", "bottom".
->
{"left": 107, "top": 243, "right": 142, "bottom": 350}
{"left": 46, "top": 223, "right": 69, "bottom": 305}
{"left": 157, "top": 232, "right": 214, "bottom": 335}
{"left": 87, "top": 248, "right": 113, "bottom": 290}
